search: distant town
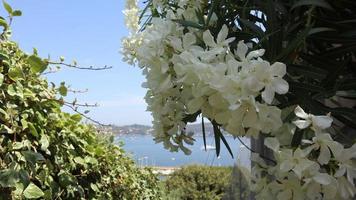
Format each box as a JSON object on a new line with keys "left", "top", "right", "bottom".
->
{"left": 108, "top": 123, "right": 215, "bottom": 136}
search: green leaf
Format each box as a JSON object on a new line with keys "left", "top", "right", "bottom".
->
{"left": 23, "top": 183, "right": 44, "bottom": 199}
{"left": 0, "top": 73, "right": 4, "bottom": 86}
{"left": 212, "top": 121, "right": 233, "bottom": 158}
{"left": 291, "top": 0, "right": 334, "bottom": 11}
{"left": 213, "top": 122, "right": 221, "bottom": 157}
{"left": 12, "top": 10, "right": 22, "bottom": 16}
{"left": 337, "top": 79, "right": 356, "bottom": 91}
{"left": 28, "top": 55, "right": 47, "bottom": 73}
{"left": 21, "top": 151, "right": 45, "bottom": 165}
{"left": 7, "top": 84, "right": 17, "bottom": 96}
{"left": 172, "top": 19, "right": 204, "bottom": 29}
{"left": 8, "top": 67, "right": 23, "bottom": 80}
{"left": 71, "top": 114, "right": 82, "bottom": 122}
{"left": 308, "top": 27, "right": 336, "bottom": 36}
{"left": 40, "top": 135, "right": 49, "bottom": 151}
{"left": 28, "top": 123, "right": 39, "bottom": 137}
{"left": 0, "top": 18, "right": 7, "bottom": 28}
{"left": 12, "top": 141, "right": 24, "bottom": 150}
{"left": 2, "top": 0, "right": 13, "bottom": 15}
{"left": 0, "top": 169, "right": 18, "bottom": 187}
{"left": 322, "top": 59, "right": 349, "bottom": 88}
{"left": 238, "top": 18, "right": 264, "bottom": 38}
{"left": 201, "top": 117, "right": 207, "bottom": 151}
{"left": 291, "top": 129, "right": 304, "bottom": 147}
{"left": 58, "top": 82, "right": 67, "bottom": 96}
{"left": 287, "top": 64, "right": 327, "bottom": 80}
{"left": 274, "top": 27, "right": 310, "bottom": 62}
{"left": 183, "top": 111, "right": 200, "bottom": 123}
{"left": 74, "top": 157, "right": 85, "bottom": 165}
{"left": 289, "top": 81, "right": 325, "bottom": 92}
{"left": 206, "top": 0, "right": 219, "bottom": 25}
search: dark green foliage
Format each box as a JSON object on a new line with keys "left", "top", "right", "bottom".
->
{"left": 0, "top": 7, "right": 161, "bottom": 200}
{"left": 163, "top": 165, "right": 233, "bottom": 200}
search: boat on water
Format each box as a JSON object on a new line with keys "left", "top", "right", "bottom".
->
{"left": 200, "top": 145, "right": 216, "bottom": 151}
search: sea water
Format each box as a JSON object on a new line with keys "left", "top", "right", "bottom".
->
{"left": 115, "top": 135, "right": 250, "bottom": 167}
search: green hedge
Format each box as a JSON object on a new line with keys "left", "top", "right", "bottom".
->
{"left": 162, "top": 165, "right": 233, "bottom": 200}
{"left": 0, "top": 9, "right": 161, "bottom": 200}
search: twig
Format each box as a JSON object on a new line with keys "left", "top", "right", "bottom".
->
{"left": 47, "top": 61, "right": 112, "bottom": 71}
{"left": 236, "top": 136, "right": 277, "bottom": 165}
{"left": 64, "top": 102, "right": 98, "bottom": 108}
{"left": 64, "top": 104, "right": 110, "bottom": 127}
{"left": 68, "top": 88, "right": 89, "bottom": 94}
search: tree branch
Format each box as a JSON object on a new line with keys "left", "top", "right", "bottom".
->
{"left": 47, "top": 61, "right": 112, "bottom": 71}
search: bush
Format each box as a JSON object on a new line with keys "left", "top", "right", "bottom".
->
{"left": 0, "top": 7, "right": 161, "bottom": 200}
{"left": 163, "top": 165, "right": 233, "bottom": 200}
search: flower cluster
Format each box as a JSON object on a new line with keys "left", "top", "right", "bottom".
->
{"left": 122, "top": 1, "right": 288, "bottom": 153}
{"left": 253, "top": 106, "right": 356, "bottom": 199}
{"left": 122, "top": 1, "right": 356, "bottom": 199}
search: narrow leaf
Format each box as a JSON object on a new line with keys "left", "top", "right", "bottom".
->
{"left": 291, "top": 0, "right": 334, "bottom": 11}
{"left": 172, "top": 19, "right": 204, "bottom": 29}
{"left": 212, "top": 122, "right": 221, "bottom": 157}
{"left": 202, "top": 117, "right": 207, "bottom": 151}
{"left": 219, "top": 130, "right": 234, "bottom": 158}
{"left": 2, "top": 0, "right": 12, "bottom": 15}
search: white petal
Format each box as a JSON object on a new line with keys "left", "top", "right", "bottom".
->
{"left": 335, "top": 166, "right": 346, "bottom": 177}
{"left": 277, "top": 190, "right": 292, "bottom": 200}
{"left": 272, "top": 78, "right": 289, "bottom": 94}
{"left": 215, "top": 111, "right": 231, "bottom": 124}
{"left": 187, "top": 97, "right": 204, "bottom": 114}
{"left": 264, "top": 137, "right": 280, "bottom": 152}
{"left": 328, "top": 141, "right": 343, "bottom": 158}
{"left": 203, "top": 30, "right": 216, "bottom": 47}
{"left": 318, "top": 145, "right": 331, "bottom": 165}
{"left": 217, "top": 24, "right": 228, "bottom": 44}
{"left": 246, "top": 49, "right": 265, "bottom": 60}
{"left": 294, "top": 106, "right": 309, "bottom": 119}
{"left": 182, "top": 32, "right": 196, "bottom": 49}
{"left": 312, "top": 115, "right": 333, "bottom": 130}
{"left": 294, "top": 160, "right": 313, "bottom": 179}
{"left": 271, "top": 62, "right": 287, "bottom": 77}
{"left": 262, "top": 86, "right": 275, "bottom": 104}
{"left": 280, "top": 161, "right": 294, "bottom": 172}
{"left": 313, "top": 173, "right": 332, "bottom": 185}
{"left": 293, "top": 119, "right": 311, "bottom": 129}
{"left": 236, "top": 40, "right": 248, "bottom": 60}
{"left": 243, "top": 109, "right": 258, "bottom": 128}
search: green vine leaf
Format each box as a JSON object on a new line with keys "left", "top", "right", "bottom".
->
{"left": 23, "top": 183, "right": 44, "bottom": 199}
{"left": 28, "top": 55, "right": 47, "bottom": 73}
{"left": 2, "top": 0, "right": 13, "bottom": 15}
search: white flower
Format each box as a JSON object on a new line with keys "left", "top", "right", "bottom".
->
{"left": 269, "top": 174, "right": 305, "bottom": 200}
{"left": 293, "top": 106, "right": 333, "bottom": 132}
{"left": 334, "top": 143, "right": 356, "bottom": 187}
{"left": 257, "top": 62, "right": 289, "bottom": 104}
{"left": 203, "top": 24, "right": 235, "bottom": 49}
{"left": 303, "top": 133, "right": 343, "bottom": 165}
{"left": 234, "top": 40, "right": 265, "bottom": 63}
{"left": 278, "top": 148, "right": 315, "bottom": 179}
{"left": 123, "top": 0, "right": 140, "bottom": 32}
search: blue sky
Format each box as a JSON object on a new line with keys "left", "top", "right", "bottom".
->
{"left": 1, "top": 1, "right": 152, "bottom": 125}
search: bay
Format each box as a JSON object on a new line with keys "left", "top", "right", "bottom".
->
{"left": 115, "top": 135, "right": 250, "bottom": 167}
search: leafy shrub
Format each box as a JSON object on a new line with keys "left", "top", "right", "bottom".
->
{"left": 0, "top": 5, "right": 161, "bottom": 200}
{"left": 163, "top": 165, "right": 233, "bottom": 200}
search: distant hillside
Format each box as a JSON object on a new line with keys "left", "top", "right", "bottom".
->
{"left": 110, "top": 124, "right": 152, "bottom": 135}
{"left": 109, "top": 123, "right": 214, "bottom": 136}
